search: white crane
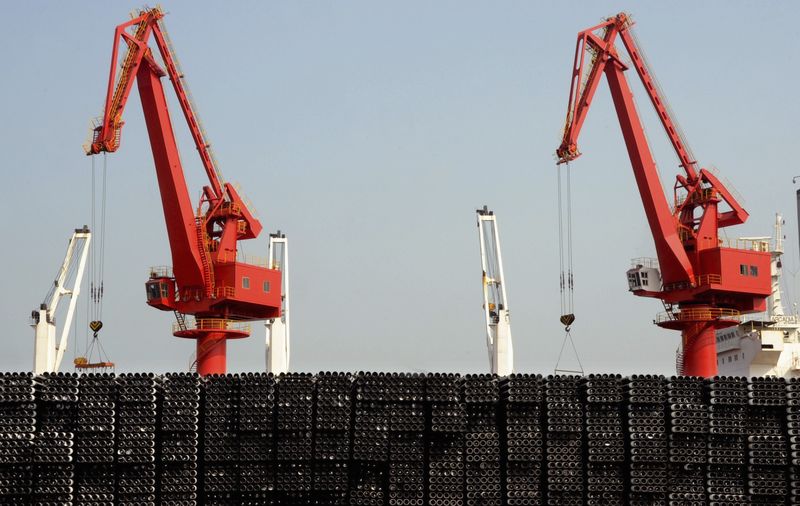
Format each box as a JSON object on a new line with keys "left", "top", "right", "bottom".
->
{"left": 266, "top": 232, "right": 290, "bottom": 373}
{"left": 31, "top": 227, "right": 91, "bottom": 374}
{"left": 477, "top": 207, "right": 514, "bottom": 376}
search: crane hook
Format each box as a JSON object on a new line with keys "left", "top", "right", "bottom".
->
{"left": 89, "top": 320, "right": 103, "bottom": 338}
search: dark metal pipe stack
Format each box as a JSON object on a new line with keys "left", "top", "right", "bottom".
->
{"left": 464, "top": 374, "right": 501, "bottom": 506}
{"left": 624, "top": 374, "right": 667, "bottom": 506}
{"left": 75, "top": 373, "right": 116, "bottom": 506}
{"left": 275, "top": 373, "right": 314, "bottom": 503}
{"left": 707, "top": 376, "right": 748, "bottom": 506}
{"left": 315, "top": 371, "right": 353, "bottom": 505}
{"left": 349, "top": 373, "right": 393, "bottom": 505}
{"left": 158, "top": 373, "right": 200, "bottom": 506}
{"left": 202, "top": 374, "right": 239, "bottom": 505}
{"left": 7, "top": 371, "right": 800, "bottom": 504}
{"left": 747, "top": 377, "right": 788, "bottom": 504}
{"left": 115, "top": 373, "right": 158, "bottom": 506}
{"left": 33, "top": 372, "right": 79, "bottom": 505}
{"left": 501, "top": 373, "right": 544, "bottom": 506}
{"left": 426, "top": 373, "right": 465, "bottom": 506}
{"left": 583, "top": 373, "right": 625, "bottom": 506}
{"left": 0, "top": 372, "right": 35, "bottom": 503}
{"left": 237, "top": 372, "right": 276, "bottom": 505}
{"left": 666, "top": 375, "right": 708, "bottom": 505}
{"left": 788, "top": 378, "right": 800, "bottom": 506}
{"left": 387, "top": 373, "right": 425, "bottom": 506}
{"left": 544, "top": 375, "right": 584, "bottom": 506}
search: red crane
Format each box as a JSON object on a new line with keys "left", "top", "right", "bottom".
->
{"left": 86, "top": 7, "right": 281, "bottom": 375}
{"left": 557, "top": 13, "right": 770, "bottom": 377}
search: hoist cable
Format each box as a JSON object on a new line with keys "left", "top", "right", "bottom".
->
{"left": 98, "top": 153, "right": 108, "bottom": 319}
{"left": 566, "top": 164, "right": 574, "bottom": 311}
{"left": 555, "top": 162, "right": 582, "bottom": 374}
{"left": 554, "top": 330, "right": 585, "bottom": 375}
{"left": 556, "top": 165, "right": 566, "bottom": 315}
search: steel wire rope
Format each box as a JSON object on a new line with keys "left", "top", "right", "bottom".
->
{"left": 555, "top": 162, "right": 583, "bottom": 375}
{"left": 95, "top": 153, "right": 108, "bottom": 320}
{"left": 554, "top": 329, "right": 584, "bottom": 376}
{"left": 557, "top": 164, "right": 566, "bottom": 319}
{"left": 567, "top": 162, "right": 574, "bottom": 313}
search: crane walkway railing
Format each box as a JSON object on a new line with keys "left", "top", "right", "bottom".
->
{"left": 655, "top": 307, "right": 741, "bottom": 324}
{"left": 173, "top": 317, "right": 251, "bottom": 335}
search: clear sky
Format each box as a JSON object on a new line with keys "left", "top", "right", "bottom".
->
{"left": 2, "top": 1, "right": 798, "bottom": 375}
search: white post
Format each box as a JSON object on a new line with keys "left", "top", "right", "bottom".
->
{"left": 32, "top": 228, "right": 91, "bottom": 374}
{"left": 768, "top": 213, "right": 785, "bottom": 319}
{"left": 477, "top": 207, "right": 514, "bottom": 376}
{"left": 266, "top": 233, "right": 289, "bottom": 374}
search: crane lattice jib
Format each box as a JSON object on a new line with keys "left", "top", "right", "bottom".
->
{"left": 558, "top": 13, "right": 749, "bottom": 231}
{"left": 88, "top": 7, "right": 223, "bottom": 200}
{"left": 559, "top": 14, "right": 697, "bottom": 180}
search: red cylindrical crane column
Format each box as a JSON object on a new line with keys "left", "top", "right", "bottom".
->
{"left": 657, "top": 306, "right": 739, "bottom": 378}
{"left": 680, "top": 322, "right": 718, "bottom": 377}
{"left": 174, "top": 319, "right": 249, "bottom": 376}
{"left": 195, "top": 333, "right": 227, "bottom": 376}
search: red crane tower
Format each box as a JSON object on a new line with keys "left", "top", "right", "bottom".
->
{"left": 86, "top": 7, "right": 281, "bottom": 375}
{"left": 557, "top": 13, "right": 770, "bottom": 377}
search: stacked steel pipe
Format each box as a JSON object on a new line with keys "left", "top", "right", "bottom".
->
{"left": 624, "top": 374, "right": 668, "bottom": 506}
{"left": 115, "top": 373, "right": 158, "bottom": 506}
{"left": 0, "top": 372, "right": 35, "bottom": 503}
{"left": 747, "top": 377, "right": 788, "bottom": 504}
{"left": 5, "top": 372, "right": 800, "bottom": 503}
{"left": 315, "top": 372, "right": 352, "bottom": 505}
{"left": 387, "top": 373, "right": 425, "bottom": 506}
{"left": 158, "top": 373, "right": 200, "bottom": 506}
{"left": 75, "top": 373, "right": 116, "bottom": 506}
{"left": 667, "top": 376, "right": 708, "bottom": 505}
{"left": 501, "top": 373, "right": 544, "bottom": 506}
{"left": 202, "top": 374, "right": 238, "bottom": 505}
{"left": 34, "top": 372, "right": 79, "bottom": 505}
{"left": 788, "top": 378, "right": 800, "bottom": 506}
{"left": 427, "top": 373, "right": 465, "bottom": 506}
{"left": 350, "top": 373, "right": 391, "bottom": 505}
{"left": 544, "top": 375, "right": 584, "bottom": 505}
{"left": 464, "top": 374, "right": 501, "bottom": 506}
{"left": 237, "top": 372, "right": 276, "bottom": 505}
{"left": 275, "top": 373, "right": 314, "bottom": 503}
{"left": 583, "top": 374, "right": 625, "bottom": 506}
{"left": 707, "top": 376, "right": 748, "bottom": 505}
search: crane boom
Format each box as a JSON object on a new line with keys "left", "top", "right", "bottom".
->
{"left": 556, "top": 13, "right": 770, "bottom": 377}
{"left": 86, "top": 7, "right": 281, "bottom": 375}
{"left": 32, "top": 227, "right": 91, "bottom": 374}
{"left": 477, "top": 207, "right": 514, "bottom": 376}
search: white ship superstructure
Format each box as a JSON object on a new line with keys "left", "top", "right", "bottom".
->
{"left": 716, "top": 214, "right": 800, "bottom": 377}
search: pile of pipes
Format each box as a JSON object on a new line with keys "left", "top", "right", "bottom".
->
{"left": 1, "top": 371, "right": 800, "bottom": 505}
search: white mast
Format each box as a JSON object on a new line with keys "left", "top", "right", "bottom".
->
{"left": 477, "top": 206, "right": 514, "bottom": 376}
{"left": 769, "top": 213, "right": 786, "bottom": 319}
{"left": 266, "top": 232, "right": 289, "bottom": 374}
{"left": 32, "top": 227, "right": 91, "bottom": 374}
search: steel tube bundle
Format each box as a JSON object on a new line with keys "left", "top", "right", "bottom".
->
{"left": 1, "top": 371, "right": 799, "bottom": 504}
